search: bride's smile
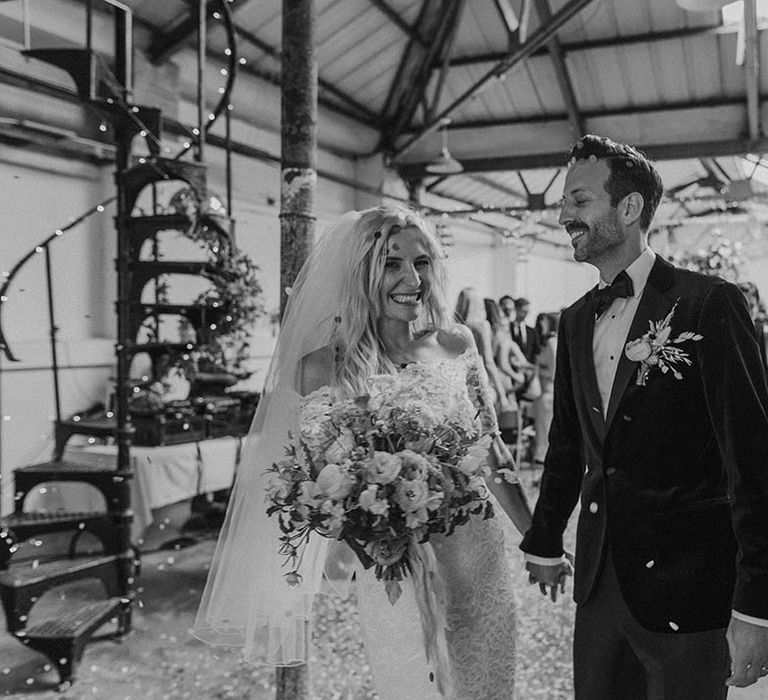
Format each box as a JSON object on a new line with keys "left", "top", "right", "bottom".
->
{"left": 378, "top": 225, "right": 433, "bottom": 325}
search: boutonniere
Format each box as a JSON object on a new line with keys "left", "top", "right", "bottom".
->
{"left": 624, "top": 299, "right": 703, "bottom": 386}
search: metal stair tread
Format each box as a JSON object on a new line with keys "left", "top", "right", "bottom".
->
{"left": 57, "top": 417, "right": 116, "bottom": 431}
{"left": 19, "top": 596, "right": 127, "bottom": 640}
{"left": 0, "top": 553, "right": 119, "bottom": 588}
{"left": 4, "top": 511, "right": 108, "bottom": 528}
{"left": 130, "top": 260, "right": 211, "bottom": 273}
{"left": 126, "top": 213, "right": 193, "bottom": 226}
{"left": 127, "top": 341, "right": 194, "bottom": 354}
{"left": 14, "top": 460, "right": 118, "bottom": 476}
{"left": 131, "top": 302, "right": 225, "bottom": 318}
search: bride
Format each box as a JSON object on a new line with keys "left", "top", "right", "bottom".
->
{"left": 193, "top": 206, "right": 533, "bottom": 699}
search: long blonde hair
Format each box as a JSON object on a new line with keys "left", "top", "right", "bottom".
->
{"left": 332, "top": 207, "right": 451, "bottom": 395}
{"left": 454, "top": 287, "right": 487, "bottom": 327}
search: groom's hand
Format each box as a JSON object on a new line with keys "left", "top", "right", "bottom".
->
{"left": 726, "top": 617, "right": 768, "bottom": 687}
{"left": 526, "top": 559, "right": 572, "bottom": 602}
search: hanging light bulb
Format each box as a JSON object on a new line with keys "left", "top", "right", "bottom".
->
{"left": 425, "top": 118, "right": 464, "bottom": 175}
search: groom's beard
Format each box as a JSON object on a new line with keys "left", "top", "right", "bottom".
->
{"left": 568, "top": 209, "right": 623, "bottom": 264}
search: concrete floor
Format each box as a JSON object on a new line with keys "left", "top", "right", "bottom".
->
{"left": 0, "top": 470, "right": 766, "bottom": 699}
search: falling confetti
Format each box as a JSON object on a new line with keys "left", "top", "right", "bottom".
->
{"left": 0, "top": 472, "right": 575, "bottom": 698}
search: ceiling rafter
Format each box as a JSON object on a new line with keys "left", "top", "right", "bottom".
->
{"left": 399, "top": 138, "right": 768, "bottom": 177}
{"left": 147, "top": 0, "right": 376, "bottom": 124}
{"left": 493, "top": 0, "right": 532, "bottom": 47}
{"left": 392, "top": 0, "right": 598, "bottom": 161}
{"left": 531, "top": 0, "right": 584, "bottom": 138}
{"left": 445, "top": 24, "right": 726, "bottom": 68}
{"left": 402, "top": 95, "right": 767, "bottom": 133}
{"left": 379, "top": 0, "right": 465, "bottom": 149}
{"left": 425, "top": 0, "right": 465, "bottom": 123}
{"left": 367, "top": 0, "right": 427, "bottom": 46}
{"left": 468, "top": 173, "right": 528, "bottom": 203}
{"left": 203, "top": 46, "right": 372, "bottom": 126}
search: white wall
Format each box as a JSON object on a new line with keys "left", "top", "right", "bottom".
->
{"left": 0, "top": 131, "right": 359, "bottom": 516}
{"left": 0, "top": 0, "right": 597, "bottom": 518}
{"left": 516, "top": 243, "right": 598, "bottom": 321}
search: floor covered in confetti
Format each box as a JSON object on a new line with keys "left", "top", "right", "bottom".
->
{"left": 1, "top": 469, "right": 766, "bottom": 700}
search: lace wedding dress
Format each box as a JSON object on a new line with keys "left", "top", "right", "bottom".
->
{"left": 355, "top": 349, "right": 518, "bottom": 700}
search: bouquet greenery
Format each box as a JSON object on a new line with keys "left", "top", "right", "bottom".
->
{"left": 266, "top": 366, "right": 496, "bottom": 602}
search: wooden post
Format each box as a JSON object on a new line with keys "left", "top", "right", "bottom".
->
{"left": 277, "top": 0, "right": 317, "bottom": 697}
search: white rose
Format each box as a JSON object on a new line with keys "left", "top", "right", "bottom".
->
{"left": 265, "top": 473, "right": 291, "bottom": 501}
{"left": 625, "top": 338, "right": 653, "bottom": 362}
{"left": 297, "top": 480, "right": 322, "bottom": 506}
{"left": 316, "top": 464, "right": 353, "bottom": 500}
{"left": 399, "top": 450, "right": 431, "bottom": 480}
{"left": 363, "top": 452, "right": 402, "bottom": 485}
{"left": 395, "top": 479, "right": 430, "bottom": 512}
{"left": 358, "top": 485, "right": 390, "bottom": 516}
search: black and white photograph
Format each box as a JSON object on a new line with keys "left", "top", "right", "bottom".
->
{"left": 1, "top": 0, "right": 768, "bottom": 698}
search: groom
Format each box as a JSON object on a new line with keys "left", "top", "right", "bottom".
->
{"left": 521, "top": 134, "right": 768, "bottom": 698}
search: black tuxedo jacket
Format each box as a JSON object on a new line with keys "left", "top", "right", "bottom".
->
{"left": 511, "top": 321, "right": 539, "bottom": 363}
{"left": 520, "top": 256, "right": 768, "bottom": 632}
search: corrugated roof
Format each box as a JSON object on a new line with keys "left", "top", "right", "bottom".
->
{"left": 16, "top": 0, "right": 768, "bottom": 236}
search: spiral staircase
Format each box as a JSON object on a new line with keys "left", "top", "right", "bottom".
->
{"left": 0, "top": 1, "right": 239, "bottom": 689}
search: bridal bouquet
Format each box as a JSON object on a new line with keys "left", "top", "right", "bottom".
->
{"left": 265, "top": 366, "right": 495, "bottom": 602}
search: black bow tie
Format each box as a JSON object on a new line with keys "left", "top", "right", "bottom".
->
{"left": 593, "top": 270, "right": 634, "bottom": 317}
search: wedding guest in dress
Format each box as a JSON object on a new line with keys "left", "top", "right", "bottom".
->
{"left": 531, "top": 312, "right": 559, "bottom": 468}
{"left": 484, "top": 298, "right": 529, "bottom": 400}
{"left": 194, "top": 206, "right": 532, "bottom": 700}
{"left": 521, "top": 134, "right": 768, "bottom": 698}
{"left": 455, "top": 287, "right": 515, "bottom": 417}
{"left": 533, "top": 311, "right": 552, "bottom": 350}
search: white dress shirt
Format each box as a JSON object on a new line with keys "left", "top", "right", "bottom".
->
{"left": 525, "top": 248, "right": 768, "bottom": 627}
{"left": 592, "top": 247, "right": 656, "bottom": 415}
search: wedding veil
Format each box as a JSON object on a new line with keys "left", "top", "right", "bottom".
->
{"left": 192, "top": 206, "right": 428, "bottom": 665}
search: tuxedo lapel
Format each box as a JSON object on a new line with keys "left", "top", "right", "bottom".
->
{"left": 572, "top": 292, "right": 606, "bottom": 442}
{"left": 604, "top": 257, "right": 676, "bottom": 431}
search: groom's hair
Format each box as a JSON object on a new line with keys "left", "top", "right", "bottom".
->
{"left": 568, "top": 134, "right": 663, "bottom": 232}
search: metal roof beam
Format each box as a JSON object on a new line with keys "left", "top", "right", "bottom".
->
{"left": 532, "top": 0, "right": 583, "bottom": 138}
{"left": 404, "top": 95, "right": 765, "bottom": 131}
{"left": 468, "top": 173, "right": 528, "bottom": 202}
{"left": 493, "top": 0, "right": 532, "bottom": 46}
{"left": 445, "top": 24, "right": 725, "bottom": 68}
{"left": 398, "top": 138, "right": 768, "bottom": 177}
{"left": 379, "top": 0, "right": 464, "bottom": 147}
{"left": 367, "top": 0, "right": 427, "bottom": 46}
{"left": 391, "top": 0, "right": 598, "bottom": 160}
{"left": 426, "top": 0, "right": 465, "bottom": 122}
